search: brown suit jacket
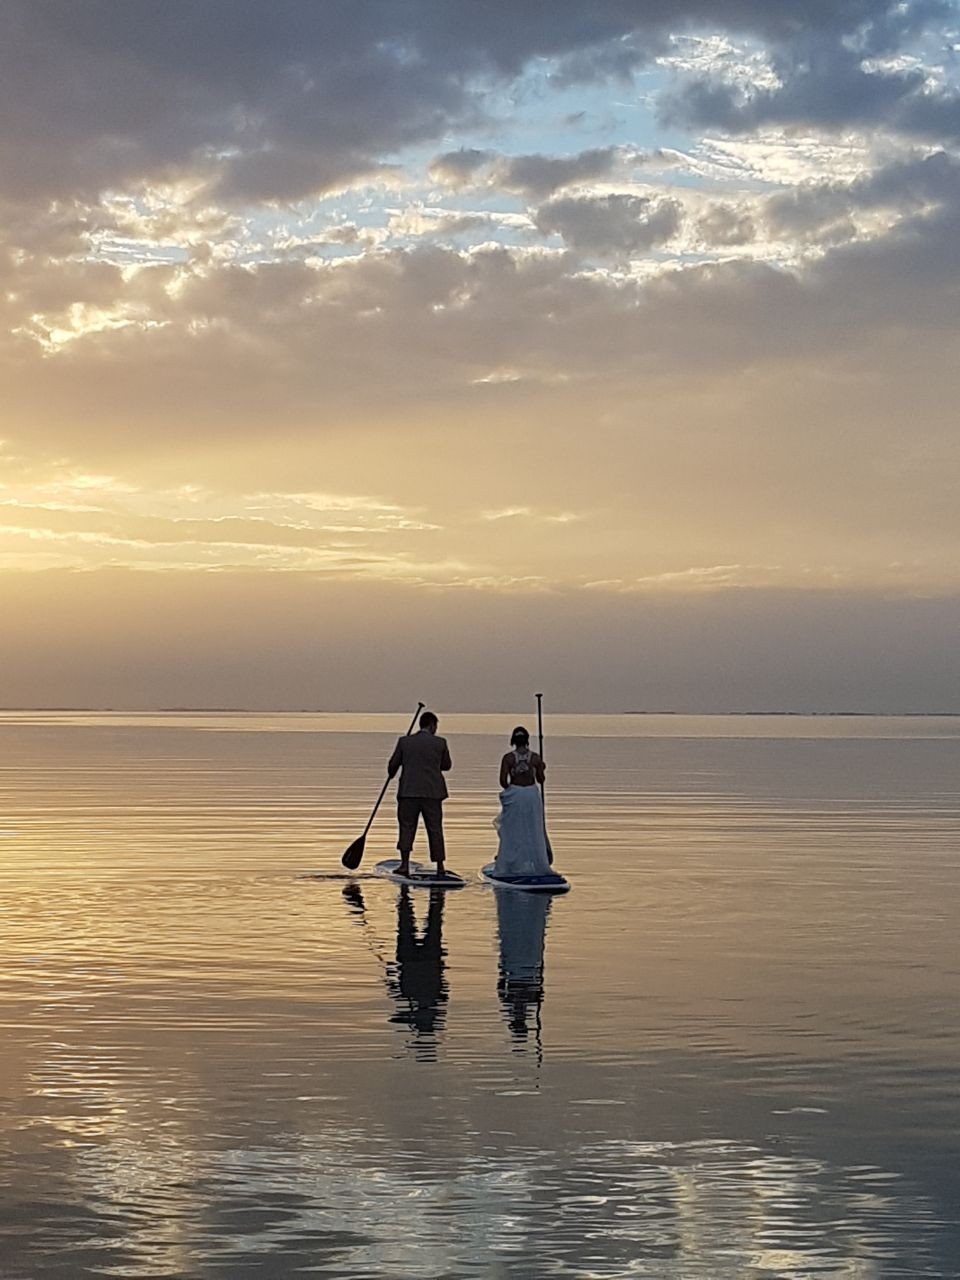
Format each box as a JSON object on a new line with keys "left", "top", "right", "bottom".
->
{"left": 388, "top": 730, "right": 452, "bottom": 799}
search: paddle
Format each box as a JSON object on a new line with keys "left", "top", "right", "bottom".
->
{"left": 341, "top": 702, "right": 424, "bottom": 870}
{"left": 536, "top": 692, "right": 554, "bottom": 865}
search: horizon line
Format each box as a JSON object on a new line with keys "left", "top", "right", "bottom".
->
{"left": 1, "top": 707, "right": 959, "bottom": 718}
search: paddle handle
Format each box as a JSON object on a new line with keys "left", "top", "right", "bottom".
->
{"left": 364, "top": 701, "right": 424, "bottom": 835}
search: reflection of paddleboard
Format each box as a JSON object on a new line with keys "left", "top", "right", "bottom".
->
{"left": 480, "top": 863, "right": 570, "bottom": 893}
{"left": 375, "top": 859, "right": 466, "bottom": 889}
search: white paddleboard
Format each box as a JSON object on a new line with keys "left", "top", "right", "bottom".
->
{"left": 479, "top": 862, "right": 571, "bottom": 893}
{"left": 374, "top": 859, "right": 466, "bottom": 888}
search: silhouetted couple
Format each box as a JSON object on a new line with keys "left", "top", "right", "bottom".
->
{"left": 386, "top": 710, "right": 551, "bottom": 876}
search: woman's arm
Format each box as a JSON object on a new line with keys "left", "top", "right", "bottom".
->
{"left": 533, "top": 752, "right": 546, "bottom": 784}
{"left": 499, "top": 753, "right": 512, "bottom": 788}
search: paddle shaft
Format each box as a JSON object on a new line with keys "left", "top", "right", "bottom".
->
{"left": 536, "top": 692, "right": 545, "bottom": 819}
{"left": 363, "top": 702, "right": 424, "bottom": 836}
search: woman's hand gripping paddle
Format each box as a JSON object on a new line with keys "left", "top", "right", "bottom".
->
{"left": 341, "top": 702, "right": 424, "bottom": 870}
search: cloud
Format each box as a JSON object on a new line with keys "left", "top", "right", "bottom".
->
{"left": 3, "top": 0, "right": 954, "bottom": 215}
{"left": 497, "top": 147, "right": 648, "bottom": 199}
{"left": 0, "top": 2, "right": 474, "bottom": 205}
{"left": 481, "top": 507, "right": 582, "bottom": 524}
{"left": 482, "top": 507, "right": 532, "bottom": 521}
{"left": 766, "top": 148, "right": 960, "bottom": 239}
{"left": 385, "top": 206, "right": 530, "bottom": 243}
{"left": 428, "top": 149, "right": 496, "bottom": 189}
{"left": 4, "top": 174, "right": 960, "bottom": 459}
{"left": 429, "top": 145, "right": 646, "bottom": 199}
{"left": 0, "top": 474, "right": 450, "bottom": 575}
{"left": 533, "top": 193, "right": 682, "bottom": 254}
{"left": 661, "top": 14, "right": 960, "bottom": 140}
{"left": 696, "top": 202, "right": 757, "bottom": 245}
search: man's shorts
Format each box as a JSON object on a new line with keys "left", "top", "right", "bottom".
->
{"left": 397, "top": 797, "right": 445, "bottom": 861}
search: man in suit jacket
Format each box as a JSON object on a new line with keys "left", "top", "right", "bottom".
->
{"left": 387, "top": 710, "right": 452, "bottom": 876}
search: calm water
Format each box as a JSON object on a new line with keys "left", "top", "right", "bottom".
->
{"left": 0, "top": 713, "right": 958, "bottom": 1278}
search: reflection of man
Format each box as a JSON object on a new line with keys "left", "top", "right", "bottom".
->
{"left": 342, "top": 883, "right": 449, "bottom": 1059}
{"left": 387, "top": 710, "right": 452, "bottom": 877}
{"left": 387, "top": 888, "right": 448, "bottom": 1051}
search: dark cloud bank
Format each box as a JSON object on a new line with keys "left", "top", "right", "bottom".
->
{"left": 1, "top": 0, "right": 957, "bottom": 205}
{"left": 2, "top": 571, "right": 959, "bottom": 713}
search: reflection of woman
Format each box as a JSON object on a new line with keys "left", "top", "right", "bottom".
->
{"left": 493, "top": 726, "right": 552, "bottom": 876}
{"left": 497, "top": 890, "right": 551, "bottom": 1051}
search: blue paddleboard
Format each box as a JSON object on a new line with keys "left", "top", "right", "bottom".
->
{"left": 479, "top": 862, "right": 571, "bottom": 893}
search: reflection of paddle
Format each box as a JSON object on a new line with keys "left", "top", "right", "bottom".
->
{"left": 342, "top": 702, "right": 424, "bottom": 870}
{"left": 536, "top": 692, "right": 554, "bottom": 865}
{"left": 342, "top": 883, "right": 389, "bottom": 967}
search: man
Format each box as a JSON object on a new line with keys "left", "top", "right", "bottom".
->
{"left": 387, "top": 710, "right": 452, "bottom": 877}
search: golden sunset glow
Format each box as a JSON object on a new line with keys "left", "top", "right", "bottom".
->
{"left": 1, "top": 3, "right": 959, "bottom": 710}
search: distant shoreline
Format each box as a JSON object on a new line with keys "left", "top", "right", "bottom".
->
{"left": 1, "top": 708, "right": 959, "bottom": 718}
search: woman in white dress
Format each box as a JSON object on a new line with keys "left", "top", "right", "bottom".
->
{"left": 493, "top": 727, "right": 552, "bottom": 876}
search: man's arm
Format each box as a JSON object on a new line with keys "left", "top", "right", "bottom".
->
{"left": 387, "top": 737, "right": 403, "bottom": 778}
{"left": 440, "top": 740, "right": 452, "bottom": 772}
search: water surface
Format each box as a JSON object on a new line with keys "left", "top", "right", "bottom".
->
{"left": 0, "top": 713, "right": 957, "bottom": 1277}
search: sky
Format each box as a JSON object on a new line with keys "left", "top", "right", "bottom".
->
{"left": 1, "top": 0, "right": 959, "bottom": 711}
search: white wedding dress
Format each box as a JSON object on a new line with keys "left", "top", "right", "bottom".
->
{"left": 493, "top": 750, "right": 552, "bottom": 876}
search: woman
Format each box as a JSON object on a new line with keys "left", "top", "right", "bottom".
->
{"left": 492, "top": 727, "right": 552, "bottom": 876}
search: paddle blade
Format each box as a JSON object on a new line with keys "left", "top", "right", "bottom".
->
{"left": 342, "top": 834, "right": 366, "bottom": 870}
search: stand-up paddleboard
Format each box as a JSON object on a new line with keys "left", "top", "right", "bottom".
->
{"left": 480, "top": 862, "right": 570, "bottom": 893}
{"left": 374, "top": 859, "right": 466, "bottom": 888}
